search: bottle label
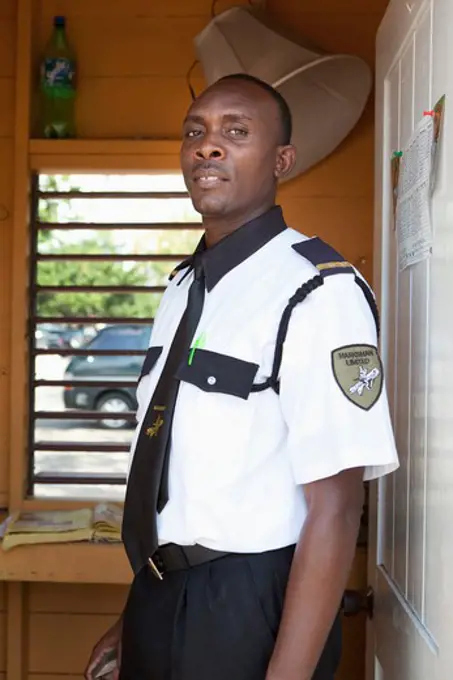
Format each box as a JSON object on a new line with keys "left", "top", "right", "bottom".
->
{"left": 41, "top": 58, "right": 76, "bottom": 99}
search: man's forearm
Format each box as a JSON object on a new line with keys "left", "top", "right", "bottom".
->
{"left": 266, "top": 508, "right": 361, "bottom": 680}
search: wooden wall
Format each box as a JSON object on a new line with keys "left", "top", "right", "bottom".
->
{"left": 0, "top": 0, "right": 15, "bottom": 510}
{"left": 0, "top": 0, "right": 14, "bottom": 671}
{"left": 0, "top": 0, "right": 388, "bottom": 678}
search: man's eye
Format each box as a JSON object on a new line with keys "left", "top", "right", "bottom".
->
{"left": 229, "top": 128, "right": 248, "bottom": 137}
{"left": 186, "top": 129, "right": 202, "bottom": 138}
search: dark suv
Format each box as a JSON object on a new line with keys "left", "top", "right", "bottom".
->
{"left": 63, "top": 324, "right": 152, "bottom": 429}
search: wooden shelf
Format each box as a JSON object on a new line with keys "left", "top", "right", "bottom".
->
{"left": 29, "top": 138, "right": 182, "bottom": 171}
{"left": 0, "top": 542, "right": 132, "bottom": 584}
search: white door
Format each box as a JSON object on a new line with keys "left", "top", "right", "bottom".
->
{"left": 367, "top": 0, "right": 453, "bottom": 678}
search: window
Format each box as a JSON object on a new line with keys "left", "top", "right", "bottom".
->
{"left": 30, "top": 173, "right": 202, "bottom": 500}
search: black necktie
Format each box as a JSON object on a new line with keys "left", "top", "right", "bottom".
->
{"left": 122, "top": 263, "right": 205, "bottom": 573}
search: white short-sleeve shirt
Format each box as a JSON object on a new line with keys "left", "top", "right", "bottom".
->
{"left": 130, "top": 206, "right": 399, "bottom": 553}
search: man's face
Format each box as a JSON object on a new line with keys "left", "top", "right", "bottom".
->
{"left": 180, "top": 79, "right": 295, "bottom": 220}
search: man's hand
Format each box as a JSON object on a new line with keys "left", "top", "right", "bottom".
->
{"left": 266, "top": 467, "right": 365, "bottom": 680}
{"left": 84, "top": 617, "right": 123, "bottom": 680}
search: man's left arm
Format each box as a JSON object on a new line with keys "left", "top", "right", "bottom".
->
{"left": 266, "top": 467, "right": 364, "bottom": 680}
{"left": 272, "top": 274, "right": 400, "bottom": 680}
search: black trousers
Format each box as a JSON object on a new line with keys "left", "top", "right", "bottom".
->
{"left": 120, "top": 545, "right": 342, "bottom": 680}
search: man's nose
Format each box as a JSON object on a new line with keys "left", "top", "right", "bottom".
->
{"left": 194, "top": 135, "right": 225, "bottom": 160}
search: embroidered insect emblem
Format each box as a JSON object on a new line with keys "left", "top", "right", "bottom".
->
{"left": 146, "top": 414, "right": 164, "bottom": 438}
{"left": 349, "top": 366, "right": 380, "bottom": 397}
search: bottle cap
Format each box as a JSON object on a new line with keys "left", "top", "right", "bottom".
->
{"left": 54, "top": 16, "right": 66, "bottom": 27}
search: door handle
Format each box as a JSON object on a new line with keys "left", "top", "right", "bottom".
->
{"left": 342, "top": 587, "right": 374, "bottom": 619}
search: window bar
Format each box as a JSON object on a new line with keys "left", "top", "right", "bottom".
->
{"left": 34, "top": 349, "right": 149, "bottom": 358}
{"left": 34, "top": 316, "right": 155, "bottom": 325}
{"left": 36, "top": 284, "right": 165, "bottom": 294}
{"left": 37, "top": 254, "right": 189, "bottom": 262}
{"left": 34, "top": 410, "right": 137, "bottom": 422}
{"left": 38, "top": 190, "right": 188, "bottom": 200}
{"left": 34, "top": 442, "right": 131, "bottom": 453}
{"left": 35, "top": 472, "right": 127, "bottom": 486}
{"left": 37, "top": 222, "right": 202, "bottom": 231}
{"left": 34, "top": 379, "right": 138, "bottom": 388}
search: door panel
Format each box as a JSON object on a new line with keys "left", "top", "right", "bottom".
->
{"left": 375, "top": 569, "right": 437, "bottom": 678}
{"left": 370, "top": 0, "right": 453, "bottom": 677}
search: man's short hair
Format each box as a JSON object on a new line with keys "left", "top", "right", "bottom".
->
{"left": 218, "top": 73, "right": 293, "bottom": 146}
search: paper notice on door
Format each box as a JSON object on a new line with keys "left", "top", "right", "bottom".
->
{"left": 430, "top": 95, "right": 446, "bottom": 194}
{"left": 395, "top": 114, "right": 434, "bottom": 271}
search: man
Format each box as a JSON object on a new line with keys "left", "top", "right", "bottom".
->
{"left": 85, "top": 74, "right": 399, "bottom": 680}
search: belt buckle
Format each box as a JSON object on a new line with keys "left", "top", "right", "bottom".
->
{"left": 148, "top": 555, "right": 164, "bottom": 580}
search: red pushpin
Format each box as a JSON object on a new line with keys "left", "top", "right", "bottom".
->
{"left": 424, "top": 110, "right": 435, "bottom": 116}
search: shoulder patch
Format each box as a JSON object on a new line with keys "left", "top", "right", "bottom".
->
{"left": 292, "top": 237, "right": 354, "bottom": 277}
{"left": 331, "top": 344, "right": 383, "bottom": 410}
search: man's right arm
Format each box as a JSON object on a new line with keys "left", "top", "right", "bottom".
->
{"left": 84, "top": 615, "right": 123, "bottom": 680}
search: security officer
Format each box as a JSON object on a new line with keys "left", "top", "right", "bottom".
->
{"left": 85, "top": 74, "right": 399, "bottom": 680}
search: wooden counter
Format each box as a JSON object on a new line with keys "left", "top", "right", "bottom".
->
{"left": 0, "top": 542, "right": 132, "bottom": 584}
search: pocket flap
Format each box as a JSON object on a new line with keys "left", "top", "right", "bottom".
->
{"left": 138, "top": 346, "right": 163, "bottom": 383}
{"left": 176, "top": 349, "right": 259, "bottom": 400}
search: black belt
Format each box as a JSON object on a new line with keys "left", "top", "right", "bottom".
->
{"left": 148, "top": 543, "right": 229, "bottom": 579}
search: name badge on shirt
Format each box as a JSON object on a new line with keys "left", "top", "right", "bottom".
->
{"left": 331, "top": 344, "right": 383, "bottom": 411}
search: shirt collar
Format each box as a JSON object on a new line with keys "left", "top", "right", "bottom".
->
{"left": 180, "top": 205, "right": 287, "bottom": 292}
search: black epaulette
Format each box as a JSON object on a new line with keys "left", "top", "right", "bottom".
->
{"left": 292, "top": 237, "right": 380, "bottom": 336}
{"left": 251, "top": 237, "right": 380, "bottom": 395}
{"left": 292, "top": 237, "right": 356, "bottom": 277}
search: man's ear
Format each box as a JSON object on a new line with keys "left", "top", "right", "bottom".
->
{"left": 274, "top": 145, "right": 297, "bottom": 181}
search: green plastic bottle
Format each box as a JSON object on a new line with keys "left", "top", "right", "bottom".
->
{"left": 39, "top": 16, "right": 77, "bottom": 139}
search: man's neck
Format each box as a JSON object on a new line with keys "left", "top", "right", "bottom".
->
{"left": 203, "top": 202, "right": 275, "bottom": 248}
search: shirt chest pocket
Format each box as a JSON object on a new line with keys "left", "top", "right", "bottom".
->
{"left": 175, "top": 349, "right": 259, "bottom": 400}
{"left": 138, "top": 346, "right": 163, "bottom": 383}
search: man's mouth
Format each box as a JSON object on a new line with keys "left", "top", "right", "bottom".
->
{"left": 192, "top": 164, "right": 229, "bottom": 189}
{"left": 194, "top": 175, "right": 225, "bottom": 188}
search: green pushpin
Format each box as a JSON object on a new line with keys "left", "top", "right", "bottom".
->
{"left": 188, "top": 332, "right": 206, "bottom": 365}
{"left": 393, "top": 151, "right": 403, "bottom": 158}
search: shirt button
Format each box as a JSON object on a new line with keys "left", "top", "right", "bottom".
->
{"left": 207, "top": 376, "right": 217, "bottom": 386}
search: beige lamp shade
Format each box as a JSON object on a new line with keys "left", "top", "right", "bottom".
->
{"left": 194, "top": 6, "right": 372, "bottom": 182}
